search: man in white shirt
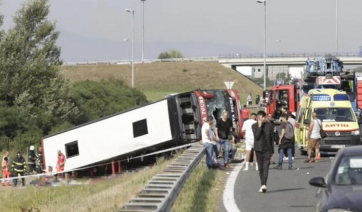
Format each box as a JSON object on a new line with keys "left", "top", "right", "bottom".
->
{"left": 202, "top": 116, "right": 217, "bottom": 168}
{"left": 242, "top": 113, "right": 257, "bottom": 171}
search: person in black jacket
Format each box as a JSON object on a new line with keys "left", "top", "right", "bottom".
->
{"left": 11, "top": 152, "right": 27, "bottom": 187}
{"left": 252, "top": 110, "right": 274, "bottom": 193}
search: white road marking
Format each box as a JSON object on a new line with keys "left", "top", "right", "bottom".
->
{"left": 223, "top": 161, "right": 245, "bottom": 212}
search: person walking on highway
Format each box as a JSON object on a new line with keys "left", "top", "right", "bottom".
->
{"left": 306, "top": 112, "right": 321, "bottom": 163}
{"left": 287, "top": 111, "right": 296, "bottom": 159}
{"left": 247, "top": 94, "right": 252, "bottom": 107}
{"left": 252, "top": 111, "right": 274, "bottom": 193}
{"left": 274, "top": 114, "right": 294, "bottom": 170}
{"left": 241, "top": 105, "right": 250, "bottom": 122}
{"left": 215, "top": 111, "right": 233, "bottom": 166}
{"left": 202, "top": 116, "right": 217, "bottom": 168}
{"left": 1, "top": 151, "right": 11, "bottom": 186}
{"left": 11, "top": 152, "right": 27, "bottom": 187}
{"left": 57, "top": 150, "right": 66, "bottom": 179}
{"left": 242, "top": 113, "right": 257, "bottom": 171}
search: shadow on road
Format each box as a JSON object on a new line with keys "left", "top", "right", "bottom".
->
{"left": 267, "top": 187, "right": 305, "bottom": 193}
{"left": 295, "top": 166, "right": 314, "bottom": 170}
{"left": 289, "top": 205, "right": 315, "bottom": 208}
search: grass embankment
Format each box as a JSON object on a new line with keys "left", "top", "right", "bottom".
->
{"left": 171, "top": 142, "right": 246, "bottom": 212}
{"left": 0, "top": 158, "right": 172, "bottom": 212}
{"left": 60, "top": 62, "right": 262, "bottom": 102}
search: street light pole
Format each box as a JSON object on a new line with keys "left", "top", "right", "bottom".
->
{"left": 257, "top": 0, "right": 267, "bottom": 90}
{"left": 276, "top": 39, "right": 281, "bottom": 55}
{"left": 126, "top": 9, "right": 135, "bottom": 89}
{"left": 336, "top": 0, "right": 338, "bottom": 55}
{"left": 124, "top": 38, "right": 130, "bottom": 63}
{"left": 141, "top": 0, "right": 146, "bottom": 61}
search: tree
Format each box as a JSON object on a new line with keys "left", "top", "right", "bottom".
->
{"left": 0, "top": 0, "right": 78, "bottom": 149}
{"left": 158, "top": 50, "right": 184, "bottom": 59}
{"left": 69, "top": 79, "right": 148, "bottom": 126}
{"left": 275, "top": 72, "right": 291, "bottom": 82}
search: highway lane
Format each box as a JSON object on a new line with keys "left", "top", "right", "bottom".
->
{"left": 220, "top": 147, "right": 334, "bottom": 212}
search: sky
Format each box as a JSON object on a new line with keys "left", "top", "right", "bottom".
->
{"left": 1, "top": 0, "right": 362, "bottom": 61}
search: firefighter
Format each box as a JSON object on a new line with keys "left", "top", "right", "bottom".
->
{"left": 1, "top": 151, "right": 11, "bottom": 186}
{"left": 36, "top": 147, "right": 44, "bottom": 173}
{"left": 281, "top": 93, "right": 289, "bottom": 113}
{"left": 11, "top": 152, "right": 27, "bottom": 187}
{"left": 28, "top": 145, "right": 37, "bottom": 174}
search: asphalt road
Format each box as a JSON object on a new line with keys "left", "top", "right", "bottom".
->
{"left": 220, "top": 147, "right": 334, "bottom": 212}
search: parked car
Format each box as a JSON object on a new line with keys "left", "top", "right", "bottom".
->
{"left": 309, "top": 146, "right": 362, "bottom": 212}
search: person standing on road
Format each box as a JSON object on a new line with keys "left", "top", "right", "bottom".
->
{"left": 2, "top": 151, "right": 11, "bottom": 186}
{"left": 242, "top": 113, "right": 257, "bottom": 171}
{"left": 247, "top": 94, "right": 252, "bottom": 107}
{"left": 306, "top": 112, "right": 321, "bottom": 163}
{"left": 242, "top": 105, "right": 250, "bottom": 122}
{"left": 287, "top": 111, "right": 296, "bottom": 159}
{"left": 202, "top": 116, "right": 217, "bottom": 168}
{"left": 255, "top": 94, "right": 260, "bottom": 108}
{"left": 252, "top": 111, "right": 274, "bottom": 193}
{"left": 215, "top": 111, "right": 233, "bottom": 166}
{"left": 274, "top": 114, "right": 294, "bottom": 170}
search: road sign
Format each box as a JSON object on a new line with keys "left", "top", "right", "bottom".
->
{"left": 224, "top": 81, "right": 234, "bottom": 89}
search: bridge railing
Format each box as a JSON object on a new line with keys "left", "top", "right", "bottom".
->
{"left": 62, "top": 52, "right": 362, "bottom": 66}
{"left": 218, "top": 52, "right": 362, "bottom": 59}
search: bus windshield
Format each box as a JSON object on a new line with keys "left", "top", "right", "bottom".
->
{"left": 314, "top": 108, "right": 355, "bottom": 122}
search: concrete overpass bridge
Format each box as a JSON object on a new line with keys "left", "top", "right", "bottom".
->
{"left": 219, "top": 53, "right": 362, "bottom": 68}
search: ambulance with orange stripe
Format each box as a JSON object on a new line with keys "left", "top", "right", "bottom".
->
{"left": 295, "top": 89, "right": 362, "bottom": 154}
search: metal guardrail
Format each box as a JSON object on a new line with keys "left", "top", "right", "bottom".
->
{"left": 62, "top": 52, "right": 362, "bottom": 66}
{"left": 116, "top": 143, "right": 205, "bottom": 212}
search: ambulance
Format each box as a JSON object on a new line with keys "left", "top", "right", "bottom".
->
{"left": 295, "top": 89, "right": 362, "bottom": 154}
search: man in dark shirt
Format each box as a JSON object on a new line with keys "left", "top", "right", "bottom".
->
{"left": 215, "top": 111, "right": 233, "bottom": 164}
{"left": 252, "top": 110, "right": 274, "bottom": 193}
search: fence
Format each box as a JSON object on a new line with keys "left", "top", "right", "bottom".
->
{"left": 63, "top": 52, "right": 362, "bottom": 66}
{"left": 116, "top": 143, "right": 205, "bottom": 212}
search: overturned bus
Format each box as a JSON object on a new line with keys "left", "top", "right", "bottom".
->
{"left": 41, "top": 89, "right": 244, "bottom": 175}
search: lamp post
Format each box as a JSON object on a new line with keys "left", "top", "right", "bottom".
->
{"left": 141, "top": 0, "right": 146, "bottom": 61}
{"left": 276, "top": 39, "right": 281, "bottom": 55}
{"left": 256, "top": 0, "right": 267, "bottom": 90}
{"left": 125, "top": 9, "right": 135, "bottom": 89}
{"left": 336, "top": 0, "right": 338, "bottom": 55}
{"left": 123, "top": 38, "right": 130, "bottom": 63}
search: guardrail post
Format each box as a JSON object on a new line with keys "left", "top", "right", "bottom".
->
{"left": 112, "top": 161, "right": 115, "bottom": 176}
{"left": 118, "top": 161, "right": 122, "bottom": 173}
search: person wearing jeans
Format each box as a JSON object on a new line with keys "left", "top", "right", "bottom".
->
{"left": 215, "top": 111, "right": 233, "bottom": 164}
{"left": 274, "top": 114, "right": 294, "bottom": 170}
{"left": 202, "top": 116, "right": 217, "bottom": 168}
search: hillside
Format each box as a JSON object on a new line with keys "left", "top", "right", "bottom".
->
{"left": 60, "top": 62, "right": 262, "bottom": 102}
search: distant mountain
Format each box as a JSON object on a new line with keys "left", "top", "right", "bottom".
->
{"left": 57, "top": 30, "right": 257, "bottom": 62}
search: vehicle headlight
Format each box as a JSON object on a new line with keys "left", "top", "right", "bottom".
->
{"left": 351, "top": 130, "right": 360, "bottom": 135}
{"left": 328, "top": 209, "right": 353, "bottom": 212}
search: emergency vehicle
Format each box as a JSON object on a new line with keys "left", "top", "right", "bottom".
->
{"left": 264, "top": 56, "right": 362, "bottom": 119}
{"left": 42, "top": 89, "right": 244, "bottom": 173}
{"left": 295, "top": 89, "right": 362, "bottom": 154}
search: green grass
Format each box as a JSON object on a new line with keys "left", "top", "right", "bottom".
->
{"left": 61, "top": 62, "right": 263, "bottom": 102}
{"left": 0, "top": 158, "right": 173, "bottom": 212}
{"left": 170, "top": 158, "right": 227, "bottom": 212}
